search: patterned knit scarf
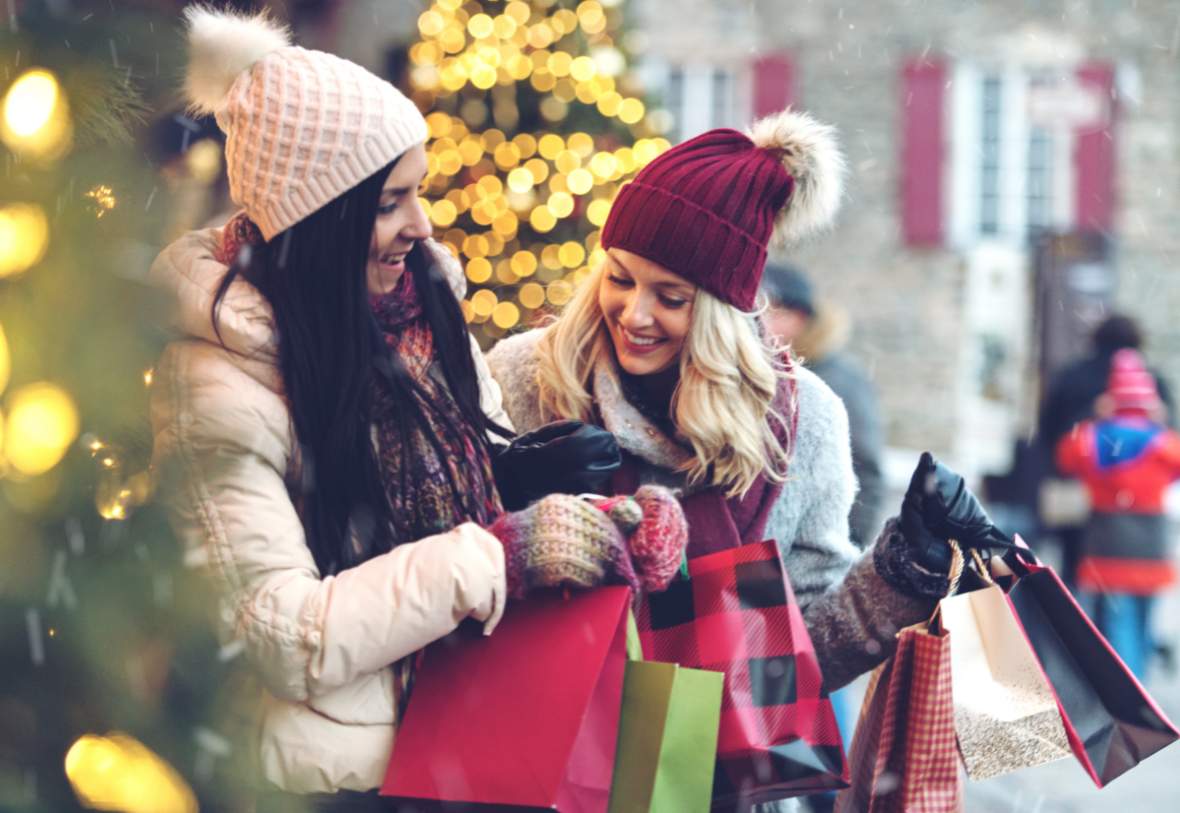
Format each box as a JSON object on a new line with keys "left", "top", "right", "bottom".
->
{"left": 369, "top": 270, "right": 502, "bottom": 719}
{"left": 369, "top": 271, "right": 501, "bottom": 540}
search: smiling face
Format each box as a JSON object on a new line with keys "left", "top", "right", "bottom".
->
{"left": 598, "top": 248, "right": 696, "bottom": 376}
{"left": 367, "top": 143, "right": 432, "bottom": 295}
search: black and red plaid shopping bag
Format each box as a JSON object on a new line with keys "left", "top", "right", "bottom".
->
{"left": 635, "top": 540, "right": 848, "bottom": 808}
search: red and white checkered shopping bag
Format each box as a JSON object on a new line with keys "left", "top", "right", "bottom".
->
{"left": 835, "top": 620, "right": 962, "bottom": 813}
{"left": 635, "top": 540, "right": 848, "bottom": 808}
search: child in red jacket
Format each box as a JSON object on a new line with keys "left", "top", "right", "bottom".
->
{"left": 1056, "top": 349, "right": 1180, "bottom": 677}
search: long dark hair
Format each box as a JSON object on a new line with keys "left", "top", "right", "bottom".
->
{"left": 211, "top": 159, "right": 504, "bottom": 575}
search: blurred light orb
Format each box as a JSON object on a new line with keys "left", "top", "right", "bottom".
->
{"left": 519, "top": 282, "right": 546, "bottom": 309}
{"left": 591, "top": 46, "right": 625, "bottom": 77}
{"left": 2, "top": 69, "right": 72, "bottom": 159}
{"left": 65, "top": 733, "right": 197, "bottom": 813}
{"left": 4, "top": 382, "right": 79, "bottom": 476}
{"left": 492, "top": 301, "right": 520, "bottom": 329}
{"left": 0, "top": 203, "right": 50, "bottom": 278}
{"left": 587, "top": 198, "right": 612, "bottom": 227}
{"left": 471, "top": 289, "right": 498, "bottom": 317}
{"left": 566, "top": 168, "right": 595, "bottom": 195}
{"left": 0, "top": 322, "right": 10, "bottom": 395}
{"left": 185, "top": 139, "right": 223, "bottom": 183}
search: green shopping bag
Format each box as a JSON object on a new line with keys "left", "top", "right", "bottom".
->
{"left": 607, "top": 659, "right": 724, "bottom": 813}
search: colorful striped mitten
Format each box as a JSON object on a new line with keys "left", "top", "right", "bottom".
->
{"left": 489, "top": 493, "right": 636, "bottom": 599}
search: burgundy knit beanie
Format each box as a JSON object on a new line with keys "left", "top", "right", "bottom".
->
{"left": 601, "top": 109, "right": 844, "bottom": 311}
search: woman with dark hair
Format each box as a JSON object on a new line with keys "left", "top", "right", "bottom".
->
{"left": 150, "top": 9, "right": 625, "bottom": 809}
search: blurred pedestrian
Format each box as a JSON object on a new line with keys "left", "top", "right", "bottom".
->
{"left": 1055, "top": 349, "right": 1180, "bottom": 678}
{"left": 763, "top": 264, "right": 886, "bottom": 548}
{"left": 1038, "top": 314, "right": 1175, "bottom": 587}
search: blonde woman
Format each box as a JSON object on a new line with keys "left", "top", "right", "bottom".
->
{"left": 488, "top": 111, "right": 1013, "bottom": 692}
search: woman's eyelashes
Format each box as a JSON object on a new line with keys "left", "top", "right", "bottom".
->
{"left": 377, "top": 182, "right": 429, "bottom": 216}
{"left": 608, "top": 275, "right": 688, "bottom": 309}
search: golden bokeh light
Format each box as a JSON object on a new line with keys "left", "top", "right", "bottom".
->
{"left": 0, "top": 323, "right": 10, "bottom": 395}
{"left": 0, "top": 203, "right": 50, "bottom": 278}
{"left": 65, "top": 733, "right": 197, "bottom": 813}
{"left": 511, "top": 250, "right": 539, "bottom": 277}
{"left": 466, "top": 257, "right": 493, "bottom": 283}
{"left": 519, "top": 282, "right": 546, "bottom": 309}
{"left": 491, "top": 301, "right": 521, "bottom": 329}
{"left": 547, "top": 279, "right": 575, "bottom": 306}
{"left": 3, "top": 382, "right": 79, "bottom": 476}
{"left": 566, "top": 168, "right": 595, "bottom": 195}
{"left": 429, "top": 199, "right": 458, "bottom": 227}
{"left": 1, "top": 68, "right": 72, "bottom": 160}
{"left": 537, "top": 133, "right": 565, "bottom": 160}
{"left": 530, "top": 205, "right": 557, "bottom": 232}
{"left": 558, "top": 241, "right": 586, "bottom": 268}
{"left": 547, "top": 191, "right": 574, "bottom": 218}
{"left": 507, "top": 166, "right": 535, "bottom": 193}
{"left": 470, "top": 288, "right": 498, "bottom": 317}
{"left": 586, "top": 198, "right": 612, "bottom": 227}
{"left": 618, "top": 97, "right": 645, "bottom": 124}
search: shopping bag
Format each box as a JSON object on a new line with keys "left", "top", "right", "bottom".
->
{"left": 634, "top": 540, "right": 847, "bottom": 807}
{"left": 607, "top": 661, "right": 724, "bottom": 813}
{"left": 835, "top": 621, "right": 962, "bottom": 813}
{"left": 1005, "top": 549, "right": 1179, "bottom": 787}
{"left": 381, "top": 586, "right": 631, "bottom": 811}
{"left": 939, "top": 583, "right": 1072, "bottom": 779}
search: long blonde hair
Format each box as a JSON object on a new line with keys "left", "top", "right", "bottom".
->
{"left": 536, "top": 264, "right": 794, "bottom": 497}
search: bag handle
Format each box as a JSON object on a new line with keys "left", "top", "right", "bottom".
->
{"left": 946, "top": 539, "right": 966, "bottom": 596}
{"left": 927, "top": 539, "right": 965, "bottom": 628}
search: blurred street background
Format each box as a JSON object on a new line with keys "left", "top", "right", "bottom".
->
{"left": 3, "top": 0, "right": 1180, "bottom": 810}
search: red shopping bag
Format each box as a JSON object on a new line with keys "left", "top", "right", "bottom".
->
{"left": 634, "top": 541, "right": 847, "bottom": 808}
{"left": 1004, "top": 548, "right": 1179, "bottom": 787}
{"left": 381, "top": 586, "right": 631, "bottom": 811}
{"left": 835, "top": 620, "right": 962, "bottom": 813}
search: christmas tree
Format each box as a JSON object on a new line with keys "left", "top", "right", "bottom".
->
{"left": 407, "top": 0, "right": 670, "bottom": 345}
{"left": 1, "top": 6, "right": 247, "bottom": 811}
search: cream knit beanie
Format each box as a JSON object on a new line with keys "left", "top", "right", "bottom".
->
{"left": 182, "top": 7, "right": 428, "bottom": 240}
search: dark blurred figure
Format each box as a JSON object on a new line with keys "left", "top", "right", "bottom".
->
{"left": 1037, "top": 314, "right": 1174, "bottom": 587}
{"left": 763, "top": 264, "right": 886, "bottom": 548}
{"left": 763, "top": 264, "right": 885, "bottom": 813}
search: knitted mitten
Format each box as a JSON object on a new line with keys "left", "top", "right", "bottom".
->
{"left": 587, "top": 486, "right": 687, "bottom": 593}
{"left": 488, "top": 494, "right": 634, "bottom": 598}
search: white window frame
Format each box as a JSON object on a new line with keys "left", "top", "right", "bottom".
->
{"left": 948, "top": 63, "right": 1077, "bottom": 249}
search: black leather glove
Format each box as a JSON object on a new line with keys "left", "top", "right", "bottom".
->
{"left": 900, "top": 452, "right": 1014, "bottom": 573}
{"left": 492, "top": 420, "right": 622, "bottom": 511}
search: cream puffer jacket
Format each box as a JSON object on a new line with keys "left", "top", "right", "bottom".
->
{"left": 149, "top": 227, "right": 511, "bottom": 793}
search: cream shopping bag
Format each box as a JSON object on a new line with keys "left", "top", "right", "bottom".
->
{"left": 939, "top": 581, "right": 1072, "bottom": 780}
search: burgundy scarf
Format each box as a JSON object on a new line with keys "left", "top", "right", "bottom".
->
{"left": 611, "top": 366, "right": 798, "bottom": 557}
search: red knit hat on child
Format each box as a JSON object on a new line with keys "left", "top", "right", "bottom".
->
{"left": 601, "top": 111, "right": 844, "bottom": 311}
{"left": 1107, "top": 349, "right": 1161, "bottom": 414}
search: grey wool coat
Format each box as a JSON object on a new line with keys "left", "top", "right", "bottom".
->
{"left": 486, "top": 328, "right": 933, "bottom": 691}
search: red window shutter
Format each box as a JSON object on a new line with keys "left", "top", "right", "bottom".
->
{"left": 752, "top": 53, "right": 794, "bottom": 118}
{"left": 901, "top": 57, "right": 946, "bottom": 247}
{"left": 1074, "top": 62, "right": 1116, "bottom": 233}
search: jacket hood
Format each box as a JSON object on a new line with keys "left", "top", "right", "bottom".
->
{"left": 790, "top": 298, "right": 849, "bottom": 362}
{"left": 149, "top": 227, "right": 467, "bottom": 395}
